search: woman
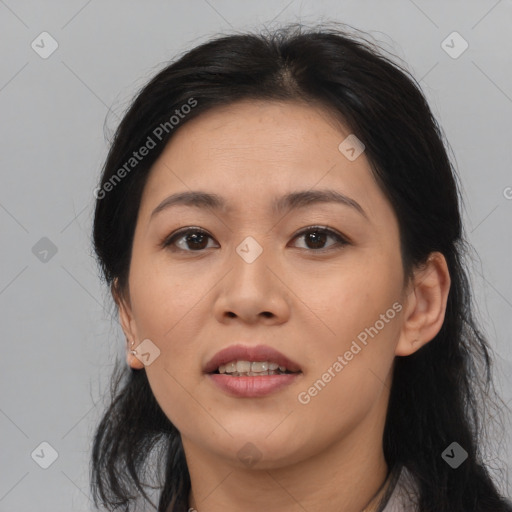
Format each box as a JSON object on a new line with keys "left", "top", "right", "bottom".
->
{"left": 90, "top": 23, "right": 512, "bottom": 512}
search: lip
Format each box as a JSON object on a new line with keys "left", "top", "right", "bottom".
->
{"left": 208, "top": 373, "right": 302, "bottom": 398}
{"left": 203, "top": 344, "right": 302, "bottom": 374}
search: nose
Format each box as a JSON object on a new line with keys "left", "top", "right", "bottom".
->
{"left": 213, "top": 241, "right": 291, "bottom": 325}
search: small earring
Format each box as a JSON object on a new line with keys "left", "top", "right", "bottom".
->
{"left": 129, "top": 339, "right": 137, "bottom": 355}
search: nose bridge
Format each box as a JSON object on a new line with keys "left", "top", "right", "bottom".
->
{"left": 214, "top": 231, "right": 289, "bottom": 323}
{"left": 235, "top": 233, "right": 267, "bottom": 266}
{"left": 230, "top": 233, "right": 273, "bottom": 292}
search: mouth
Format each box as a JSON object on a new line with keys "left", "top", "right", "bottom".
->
{"left": 204, "top": 344, "right": 302, "bottom": 397}
{"left": 204, "top": 344, "right": 302, "bottom": 375}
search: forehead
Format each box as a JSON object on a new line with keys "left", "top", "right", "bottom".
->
{"left": 138, "top": 100, "right": 391, "bottom": 224}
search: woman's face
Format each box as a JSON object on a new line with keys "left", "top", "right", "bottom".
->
{"left": 119, "top": 99, "right": 410, "bottom": 469}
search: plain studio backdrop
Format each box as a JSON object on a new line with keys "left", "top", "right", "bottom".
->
{"left": 0, "top": 1, "right": 511, "bottom": 510}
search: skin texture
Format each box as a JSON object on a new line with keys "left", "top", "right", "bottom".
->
{"left": 116, "top": 100, "right": 451, "bottom": 512}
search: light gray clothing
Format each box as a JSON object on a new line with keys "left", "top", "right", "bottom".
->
{"left": 378, "top": 465, "right": 419, "bottom": 512}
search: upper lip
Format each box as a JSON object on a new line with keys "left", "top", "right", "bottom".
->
{"left": 204, "top": 344, "right": 302, "bottom": 374}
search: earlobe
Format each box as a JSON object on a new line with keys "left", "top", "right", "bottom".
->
{"left": 395, "top": 252, "right": 451, "bottom": 357}
{"left": 125, "top": 337, "right": 145, "bottom": 370}
{"left": 112, "top": 278, "right": 145, "bottom": 370}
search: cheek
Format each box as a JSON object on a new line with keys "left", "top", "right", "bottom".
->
{"left": 129, "top": 252, "right": 209, "bottom": 339}
{"left": 295, "top": 301, "right": 401, "bottom": 439}
{"left": 295, "top": 253, "right": 402, "bottom": 403}
{"left": 129, "top": 267, "right": 210, "bottom": 431}
{"left": 295, "top": 251, "right": 402, "bottom": 342}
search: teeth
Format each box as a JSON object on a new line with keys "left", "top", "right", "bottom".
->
{"left": 236, "top": 361, "right": 251, "bottom": 373}
{"left": 218, "top": 360, "right": 290, "bottom": 375}
{"left": 251, "top": 362, "right": 267, "bottom": 372}
{"left": 232, "top": 370, "right": 271, "bottom": 376}
{"left": 225, "top": 362, "right": 236, "bottom": 373}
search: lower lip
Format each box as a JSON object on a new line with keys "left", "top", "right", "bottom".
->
{"left": 207, "top": 373, "right": 301, "bottom": 397}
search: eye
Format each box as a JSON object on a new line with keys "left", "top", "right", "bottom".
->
{"left": 289, "top": 226, "right": 349, "bottom": 251}
{"left": 161, "top": 225, "right": 349, "bottom": 253}
{"left": 161, "top": 227, "right": 218, "bottom": 252}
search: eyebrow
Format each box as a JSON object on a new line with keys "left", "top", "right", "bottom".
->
{"left": 150, "top": 189, "right": 368, "bottom": 220}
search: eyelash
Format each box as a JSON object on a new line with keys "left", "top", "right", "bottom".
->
{"left": 160, "top": 225, "right": 350, "bottom": 253}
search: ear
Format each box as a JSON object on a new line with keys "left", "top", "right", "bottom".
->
{"left": 112, "top": 278, "right": 145, "bottom": 370}
{"left": 395, "top": 252, "right": 451, "bottom": 357}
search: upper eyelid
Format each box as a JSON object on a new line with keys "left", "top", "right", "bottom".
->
{"left": 292, "top": 225, "right": 346, "bottom": 238}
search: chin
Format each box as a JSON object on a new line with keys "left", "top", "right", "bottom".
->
{"left": 208, "top": 431, "right": 308, "bottom": 468}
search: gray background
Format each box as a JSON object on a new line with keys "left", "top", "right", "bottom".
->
{"left": 1, "top": 1, "right": 511, "bottom": 510}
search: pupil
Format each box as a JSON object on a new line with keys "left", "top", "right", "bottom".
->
{"left": 188, "top": 233, "right": 207, "bottom": 250}
{"left": 307, "top": 231, "right": 326, "bottom": 249}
